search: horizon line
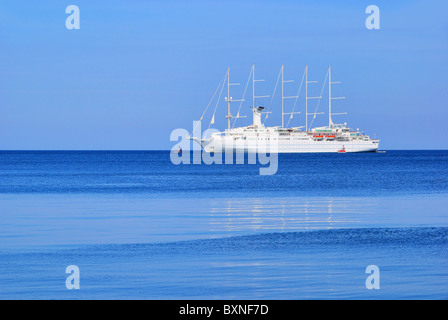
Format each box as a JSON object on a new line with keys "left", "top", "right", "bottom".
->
{"left": 0, "top": 149, "right": 447, "bottom": 152}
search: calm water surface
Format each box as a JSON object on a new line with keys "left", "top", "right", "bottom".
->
{"left": 0, "top": 151, "right": 447, "bottom": 299}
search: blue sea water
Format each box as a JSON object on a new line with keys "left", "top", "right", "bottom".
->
{"left": 0, "top": 150, "right": 447, "bottom": 299}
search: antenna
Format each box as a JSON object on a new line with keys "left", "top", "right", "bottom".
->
{"left": 328, "top": 66, "right": 346, "bottom": 127}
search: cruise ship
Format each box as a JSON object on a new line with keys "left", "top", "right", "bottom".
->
{"left": 190, "top": 65, "right": 379, "bottom": 153}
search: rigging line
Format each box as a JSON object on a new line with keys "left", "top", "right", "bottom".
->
{"left": 190, "top": 71, "right": 227, "bottom": 137}
{"left": 263, "top": 67, "right": 282, "bottom": 125}
{"left": 207, "top": 73, "right": 226, "bottom": 133}
{"left": 232, "top": 67, "right": 252, "bottom": 128}
{"left": 308, "top": 69, "right": 328, "bottom": 131}
{"left": 286, "top": 67, "right": 306, "bottom": 128}
{"left": 232, "top": 66, "right": 252, "bottom": 128}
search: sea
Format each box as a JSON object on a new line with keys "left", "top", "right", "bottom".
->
{"left": 0, "top": 150, "right": 447, "bottom": 299}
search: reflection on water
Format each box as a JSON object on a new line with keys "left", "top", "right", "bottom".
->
{"left": 210, "top": 198, "right": 366, "bottom": 233}
{"left": 1, "top": 193, "right": 447, "bottom": 250}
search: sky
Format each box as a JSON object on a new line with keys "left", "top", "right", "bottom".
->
{"left": 0, "top": 0, "right": 447, "bottom": 150}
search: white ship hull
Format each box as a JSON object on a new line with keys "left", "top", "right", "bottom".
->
{"left": 194, "top": 136, "right": 379, "bottom": 153}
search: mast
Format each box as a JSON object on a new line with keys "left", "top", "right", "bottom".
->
{"left": 252, "top": 64, "right": 255, "bottom": 109}
{"left": 305, "top": 65, "right": 308, "bottom": 131}
{"left": 281, "top": 65, "right": 297, "bottom": 128}
{"left": 328, "top": 66, "right": 346, "bottom": 128}
{"left": 305, "top": 66, "right": 319, "bottom": 131}
{"left": 329, "top": 66, "right": 332, "bottom": 127}
{"left": 281, "top": 65, "right": 284, "bottom": 128}
{"left": 225, "top": 67, "right": 244, "bottom": 131}
{"left": 252, "top": 64, "right": 269, "bottom": 111}
{"left": 227, "top": 68, "right": 231, "bottom": 130}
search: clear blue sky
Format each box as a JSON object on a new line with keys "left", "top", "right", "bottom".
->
{"left": 0, "top": 0, "right": 447, "bottom": 150}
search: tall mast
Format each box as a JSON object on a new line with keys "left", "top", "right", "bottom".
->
{"left": 281, "top": 65, "right": 297, "bottom": 128}
{"left": 329, "top": 66, "right": 332, "bottom": 127}
{"left": 225, "top": 67, "right": 243, "bottom": 131}
{"left": 227, "top": 68, "right": 231, "bottom": 130}
{"left": 281, "top": 65, "right": 284, "bottom": 128}
{"left": 328, "top": 66, "right": 346, "bottom": 128}
{"left": 252, "top": 64, "right": 255, "bottom": 109}
{"left": 305, "top": 66, "right": 320, "bottom": 131}
{"left": 252, "top": 64, "right": 269, "bottom": 111}
{"left": 305, "top": 65, "right": 308, "bottom": 131}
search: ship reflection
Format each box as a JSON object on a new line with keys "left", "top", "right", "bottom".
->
{"left": 209, "top": 197, "right": 366, "bottom": 234}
